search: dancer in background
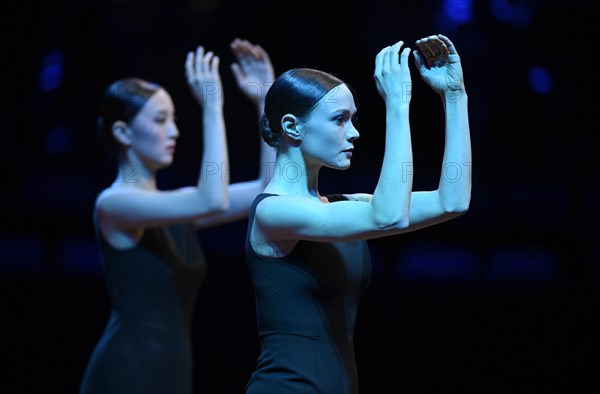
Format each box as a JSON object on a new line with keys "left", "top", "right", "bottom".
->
{"left": 80, "top": 39, "right": 275, "bottom": 394}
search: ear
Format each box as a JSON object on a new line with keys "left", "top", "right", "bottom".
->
{"left": 111, "top": 121, "right": 132, "bottom": 146}
{"left": 281, "top": 114, "right": 303, "bottom": 141}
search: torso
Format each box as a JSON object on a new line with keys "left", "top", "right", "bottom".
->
{"left": 245, "top": 193, "right": 371, "bottom": 394}
{"left": 80, "top": 217, "right": 206, "bottom": 394}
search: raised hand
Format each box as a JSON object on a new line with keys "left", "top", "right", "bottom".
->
{"left": 413, "top": 34, "right": 465, "bottom": 95}
{"left": 230, "top": 38, "right": 275, "bottom": 108}
{"left": 185, "top": 46, "right": 223, "bottom": 108}
{"left": 374, "top": 40, "right": 412, "bottom": 107}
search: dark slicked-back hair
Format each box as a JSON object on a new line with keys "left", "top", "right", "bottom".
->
{"left": 96, "top": 77, "right": 162, "bottom": 149}
{"left": 261, "top": 68, "right": 347, "bottom": 148}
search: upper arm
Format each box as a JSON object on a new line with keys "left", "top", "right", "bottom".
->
{"left": 254, "top": 192, "right": 466, "bottom": 243}
{"left": 96, "top": 186, "right": 226, "bottom": 231}
{"left": 255, "top": 195, "right": 401, "bottom": 243}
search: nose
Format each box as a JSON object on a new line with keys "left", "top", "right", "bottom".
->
{"left": 169, "top": 121, "right": 179, "bottom": 139}
{"left": 347, "top": 123, "right": 360, "bottom": 142}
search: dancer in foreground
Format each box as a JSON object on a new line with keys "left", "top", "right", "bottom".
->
{"left": 244, "top": 34, "right": 471, "bottom": 393}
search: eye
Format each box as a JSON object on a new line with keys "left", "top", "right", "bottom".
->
{"left": 154, "top": 117, "right": 167, "bottom": 124}
{"left": 334, "top": 115, "right": 348, "bottom": 126}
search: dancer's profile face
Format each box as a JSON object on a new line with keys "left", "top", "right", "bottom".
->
{"left": 299, "top": 83, "right": 359, "bottom": 170}
{"left": 128, "top": 89, "right": 179, "bottom": 170}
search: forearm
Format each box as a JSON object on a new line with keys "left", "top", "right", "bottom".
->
{"left": 196, "top": 104, "right": 229, "bottom": 207}
{"left": 371, "top": 105, "right": 413, "bottom": 228}
{"left": 438, "top": 90, "right": 471, "bottom": 212}
{"left": 193, "top": 180, "right": 262, "bottom": 229}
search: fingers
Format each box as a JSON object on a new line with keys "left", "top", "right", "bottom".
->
{"left": 186, "top": 46, "right": 220, "bottom": 83}
{"left": 381, "top": 45, "right": 391, "bottom": 70}
{"left": 254, "top": 44, "right": 271, "bottom": 62}
{"left": 199, "top": 48, "right": 219, "bottom": 75}
{"left": 231, "top": 37, "right": 260, "bottom": 60}
{"left": 389, "top": 41, "right": 403, "bottom": 69}
{"left": 231, "top": 38, "right": 257, "bottom": 77}
{"left": 184, "top": 47, "right": 206, "bottom": 85}
{"left": 375, "top": 41, "right": 406, "bottom": 74}
{"left": 399, "top": 47, "right": 411, "bottom": 72}
{"left": 194, "top": 46, "right": 204, "bottom": 76}
{"left": 412, "top": 50, "right": 424, "bottom": 70}
{"left": 415, "top": 34, "right": 450, "bottom": 57}
{"left": 374, "top": 40, "right": 411, "bottom": 101}
{"left": 230, "top": 63, "right": 243, "bottom": 85}
{"left": 374, "top": 45, "right": 388, "bottom": 76}
{"left": 437, "top": 34, "right": 456, "bottom": 54}
{"left": 210, "top": 55, "right": 220, "bottom": 72}
{"left": 185, "top": 51, "right": 194, "bottom": 84}
{"left": 230, "top": 38, "right": 249, "bottom": 59}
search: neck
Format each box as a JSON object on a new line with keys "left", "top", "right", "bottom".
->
{"left": 113, "top": 156, "right": 157, "bottom": 190}
{"left": 264, "top": 149, "right": 321, "bottom": 199}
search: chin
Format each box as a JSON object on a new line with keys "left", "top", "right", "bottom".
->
{"left": 341, "top": 158, "right": 353, "bottom": 169}
{"left": 327, "top": 162, "right": 351, "bottom": 171}
{"left": 154, "top": 158, "right": 173, "bottom": 171}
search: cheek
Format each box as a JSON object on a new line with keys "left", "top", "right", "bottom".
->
{"left": 145, "top": 126, "right": 166, "bottom": 142}
{"left": 333, "top": 129, "right": 347, "bottom": 144}
{"left": 134, "top": 127, "right": 163, "bottom": 150}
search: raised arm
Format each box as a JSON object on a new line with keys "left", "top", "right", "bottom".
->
{"left": 370, "top": 40, "right": 414, "bottom": 230}
{"left": 94, "top": 48, "right": 230, "bottom": 233}
{"left": 185, "top": 45, "right": 230, "bottom": 213}
{"left": 194, "top": 39, "right": 276, "bottom": 229}
{"left": 343, "top": 35, "right": 471, "bottom": 231}
{"left": 404, "top": 34, "right": 471, "bottom": 230}
{"left": 253, "top": 41, "right": 415, "bottom": 244}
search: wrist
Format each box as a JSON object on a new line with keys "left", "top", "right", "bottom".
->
{"left": 202, "top": 99, "right": 224, "bottom": 112}
{"left": 440, "top": 84, "right": 466, "bottom": 100}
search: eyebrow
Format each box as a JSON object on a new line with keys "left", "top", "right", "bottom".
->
{"left": 331, "top": 109, "right": 357, "bottom": 117}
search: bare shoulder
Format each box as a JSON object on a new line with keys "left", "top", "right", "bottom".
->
{"left": 94, "top": 186, "right": 131, "bottom": 221}
{"left": 95, "top": 186, "right": 138, "bottom": 212}
{"left": 255, "top": 194, "right": 322, "bottom": 223}
{"left": 94, "top": 185, "right": 165, "bottom": 220}
{"left": 255, "top": 194, "right": 316, "bottom": 214}
{"left": 94, "top": 187, "right": 116, "bottom": 214}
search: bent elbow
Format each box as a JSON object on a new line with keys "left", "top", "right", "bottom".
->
{"left": 214, "top": 199, "right": 230, "bottom": 213}
{"left": 206, "top": 192, "right": 229, "bottom": 214}
{"left": 215, "top": 195, "right": 230, "bottom": 213}
{"left": 396, "top": 216, "right": 411, "bottom": 230}
{"left": 374, "top": 214, "right": 410, "bottom": 231}
{"left": 445, "top": 199, "right": 470, "bottom": 215}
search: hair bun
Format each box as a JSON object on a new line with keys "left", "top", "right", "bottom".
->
{"left": 260, "top": 113, "right": 280, "bottom": 148}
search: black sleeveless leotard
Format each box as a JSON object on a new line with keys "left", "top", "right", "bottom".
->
{"left": 80, "top": 221, "right": 206, "bottom": 394}
{"left": 245, "top": 193, "right": 372, "bottom": 394}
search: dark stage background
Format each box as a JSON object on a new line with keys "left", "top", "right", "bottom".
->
{"left": 2, "top": 0, "right": 597, "bottom": 393}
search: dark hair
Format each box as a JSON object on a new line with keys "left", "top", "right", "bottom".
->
{"left": 261, "top": 68, "right": 346, "bottom": 148}
{"left": 96, "top": 77, "right": 162, "bottom": 149}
